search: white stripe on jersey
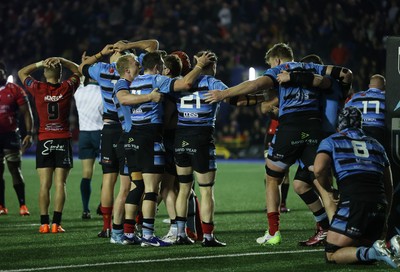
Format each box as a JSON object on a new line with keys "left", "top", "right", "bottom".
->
{"left": 74, "top": 83, "right": 103, "bottom": 131}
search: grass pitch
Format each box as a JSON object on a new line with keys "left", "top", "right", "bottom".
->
{"left": 0, "top": 158, "right": 390, "bottom": 271}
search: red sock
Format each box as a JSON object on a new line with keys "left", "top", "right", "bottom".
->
{"left": 194, "top": 196, "right": 203, "bottom": 240}
{"left": 136, "top": 211, "right": 143, "bottom": 225}
{"left": 124, "top": 219, "right": 136, "bottom": 234}
{"left": 267, "top": 212, "right": 280, "bottom": 235}
{"left": 100, "top": 206, "right": 112, "bottom": 230}
{"left": 201, "top": 221, "right": 214, "bottom": 235}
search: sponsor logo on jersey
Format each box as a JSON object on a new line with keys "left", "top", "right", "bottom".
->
{"left": 44, "top": 94, "right": 63, "bottom": 102}
{"left": 45, "top": 123, "right": 63, "bottom": 131}
{"left": 301, "top": 132, "right": 309, "bottom": 139}
{"left": 182, "top": 140, "right": 189, "bottom": 147}
{"left": 183, "top": 112, "right": 198, "bottom": 118}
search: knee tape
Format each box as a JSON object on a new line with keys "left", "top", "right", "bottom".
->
{"left": 294, "top": 166, "right": 313, "bottom": 184}
{"left": 126, "top": 180, "right": 144, "bottom": 205}
{"left": 325, "top": 242, "right": 341, "bottom": 254}
{"left": 299, "top": 189, "right": 320, "bottom": 205}
{"left": 198, "top": 181, "right": 215, "bottom": 187}
{"left": 265, "top": 165, "right": 285, "bottom": 178}
{"left": 4, "top": 152, "right": 21, "bottom": 162}
{"left": 143, "top": 192, "right": 158, "bottom": 202}
{"left": 177, "top": 174, "right": 193, "bottom": 183}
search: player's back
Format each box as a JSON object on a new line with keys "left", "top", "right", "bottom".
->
{"left": 345, "top": 88, "right": 385, "bottom": 129}
{"left": 175, "top": 75, "right": 227, "bottom": 127}
{"left": 87, "top": 62, "right": 120, "bottom": 122}
{"left": 130, "top": 74, "right": 165, "bottom": 126}
{"left": 325, "top": 128, "right": 388, "bottom": 181}
{"left": 264, "top": 61, "right": 324, "bottom": 118}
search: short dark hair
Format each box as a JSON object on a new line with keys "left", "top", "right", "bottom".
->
{"left": 164, "top": 55, "right": 182, "bottom": 78}
{"left": 194, "top": 50, "right": 217, "bottom": 70}
{"left": 265, "top": 43, "right": 293, "bottom": 64}
{"left": 142, "top": 51, "right": 164, "bottom": 71}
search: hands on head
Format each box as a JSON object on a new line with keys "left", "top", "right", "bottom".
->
{"left": 43, "top": 57, "right": 61, "bottom": 68}
{"left": 194, "top": 52, "right": 215, "bottom": 68}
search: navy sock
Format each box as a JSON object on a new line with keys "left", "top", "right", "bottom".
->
{"left": 52, "top": 211, "right": 62, "bottom": 225}
{"left": 80, "top": 178, "right": 91, "bottom": 212}
{"left": 13, "top": 183, "right": 25, "bottom": 206}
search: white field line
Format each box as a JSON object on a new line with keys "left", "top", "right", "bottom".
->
{"left": 0, "top": 249, "right": 323, "bottom": 272}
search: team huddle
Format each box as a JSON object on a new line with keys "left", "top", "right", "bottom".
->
{"left": 0, "top": 39, "right": 399, "bottom": 268}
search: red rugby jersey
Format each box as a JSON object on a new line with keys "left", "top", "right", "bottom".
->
{"left": 23, "top": 75, "right": 79, "bottom": 140}
{"left": 0, "top": 83, "right": 29, "bottom": 133}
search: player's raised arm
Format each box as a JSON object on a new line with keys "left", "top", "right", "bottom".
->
{"left": 113, "top": 39, "right": 159, "bottom": 53}
{"left": 78, "top": 44, "right": 114, "bottom": 74}
{"left": 172, "top": 52, "right": 214, "bottom": 91}
{"left": 205, "top": 76, "right": 273, "bottom": 103}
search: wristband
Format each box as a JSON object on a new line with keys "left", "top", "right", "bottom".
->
{"left": 194, "top": 65, "right": 203, "bottom": 70}
{"left": 94, "top": 52, "right": 103, "bottom": 60}
{"left": 35, "top": 61, "right": 43, "bottom": 68}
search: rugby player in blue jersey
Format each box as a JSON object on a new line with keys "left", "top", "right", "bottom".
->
{"left": 78, "top": 39, "right": 158, "bottom": 238}
{"left": 205, "top": 43, "right": 352, "bottom": 245}
{"left": 114, "top": 51, "right": 213, "bottom": 247}
{"left": 314, "top": 106, "right": 399, "bottom": 268}
{"left": 345, "top": 74, "right": 386, "bottom": 146}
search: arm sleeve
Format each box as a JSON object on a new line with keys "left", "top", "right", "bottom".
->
{"left": 114, "top": 79, "right": 130, "bottom": 94}
{"left": 23, "top": 76, "right": 40, "bottom": 96}
{"left": 87, "top": 62, "right": 105, "bottom": 82}
{"left": 65, "top": 74, "right": 81, "bottom": 92}
{"left": 263, "top": 68, "right": 280, "bottom": 89}
{"left": 317, "top": 138, "right": 333, "bottom": 156}
{"left": 153, "top": 75, "right": 174, "bottom": 94}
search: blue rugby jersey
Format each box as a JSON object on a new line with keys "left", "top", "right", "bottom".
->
{"left": 129, "top": 74, "right": 173, "bottom": 125}
{"left": 317, "top": 128, "right": 389, "bottom": 182}
{"left": 321, "top": 78, "right": 343, "bottom": 134}
{"left": 88, "top": 62, "right": 120, "bottom": 121}
{"left": 113, "top": 78, "right": 133, "bottom": 132}
{"left": 174, "top": 75, "right": 228, "bottom": 127}
{"left": 264, "top": 62, "right": 325, "bottom": 118}
{"left": 345, "top": 88, "right": 385, "bottom": 129}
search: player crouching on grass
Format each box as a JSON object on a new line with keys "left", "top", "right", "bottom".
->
{"left": 314, "top": 106, "right": 400, "bottom": 268}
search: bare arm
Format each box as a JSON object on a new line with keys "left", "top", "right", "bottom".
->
{"left": 173, "top": 52, "right": 214, "bottom": 91}
{"left": 260, "top": 96, "right": 279, "bottom": 114}
{"left": 113, "top": 39, "right": 159, "bottom": 53}
{"left": 59, "top": 58, "right": 80, "bottom": 76}
{"left": 78, "top": 44, "right": 115, "bottom": 74}
{"left": 116, "top": 88, "right": 162, "bottom": 106}
{"left": 226, "top": 93, "right": 267, "bottom": 107}
{"left": 18, "top": 62, "right": 42, "bottom": 84}
{"left": 19, "top": 102, "right": 33, "bottom": 153}
{"left": 205, "top": 76, "right": 274, "bottom": 103}
{"left": 314, "top": 152, "right": 338, "bottom": 203}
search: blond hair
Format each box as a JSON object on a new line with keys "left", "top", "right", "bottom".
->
{"left": 116, "top": 54, "right": 135, "bottom": 76}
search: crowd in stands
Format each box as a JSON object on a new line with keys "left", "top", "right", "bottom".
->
{"left": 2, "top": 0, "right": 399, "bottom": 157}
